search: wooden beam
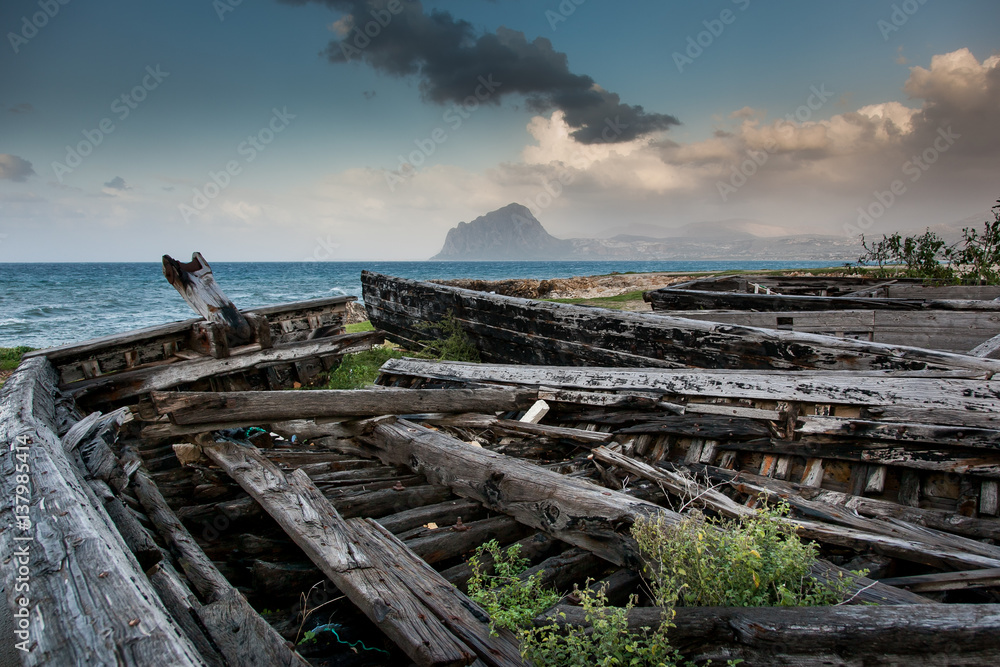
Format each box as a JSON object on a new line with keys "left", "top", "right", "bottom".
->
{"left": 356, "top": 418, "right": 669, "bottom": 569}
{"left": 151, "top": 385, "right": 537, "bottom": 425}
{"left": 538, "top": 603, "right": 1000, "bottom": 665}
{"left": 377, "top": 358, "right": 1000, "bottom": 412}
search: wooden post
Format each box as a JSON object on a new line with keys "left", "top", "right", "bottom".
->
{"left": 162, "top": 252, "right": 252, "bottom": 343}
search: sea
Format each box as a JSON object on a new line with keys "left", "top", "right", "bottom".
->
{"left": 0, "top": 260, "right": 842, "bottom": 349}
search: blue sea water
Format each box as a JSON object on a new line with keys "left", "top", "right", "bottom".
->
{"left": 0, "top": 260, "right": 842, "bottom": 349}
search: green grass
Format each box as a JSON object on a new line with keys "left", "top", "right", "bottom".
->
{"left": 1, "top": 347, "right": 34, "bottom": 372}
{"left": 345, "top": 320, "right": 374, "bottom": 333}
{"left": 319, "top": 345, "right": 404, "bottom": 390}
{"left": 544, "top": 289, "right": 649, "bottom": 310}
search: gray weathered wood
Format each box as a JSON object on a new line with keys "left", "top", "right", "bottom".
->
{"left": 378, "top": 358, "right": 1000, "bottom": 412}
{"left": 70, "top": 330, "right": 382, "bottom": 403}
{"left": 0, "top": 358, "right": 207, "bottom": 667}
{"left": 162, "top": 252, "right": 252, "bottom": 342}
{"left": 538, "top": 603, "right": 1000, "bottom": 666}
{"left": 363, "top": 272, "right": 1000, "bottom": 372}
{"left": 202, "top": 438, "right": 518, "bottom": 666}
{"left": 151, "top": 385, "right": 536, "bottom": 425}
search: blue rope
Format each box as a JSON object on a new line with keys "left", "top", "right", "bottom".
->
{"left": 308, "top": 624, "right": 390, "bottom": 655}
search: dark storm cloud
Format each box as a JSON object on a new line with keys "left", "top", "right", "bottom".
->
{"left": 0, "top": 154, "right": 35, "bottom": 182}
{"left": 277, "top": 0, "right": 679, "bottom": 143}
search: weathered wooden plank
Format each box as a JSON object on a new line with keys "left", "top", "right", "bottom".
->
{"left": 152, "top": 385, "right": 536, "bottom": 425}
{"left": 70, "top": 330, "right": 382, "bottom": 403}
{"left": 360, "top": 520, "right": 526, "bottom": 667}
{"left": 798, "top": 415, "right": 1000, "bottom": 450}
{"left": 355, "top": 418, "right": 669, "bottom": 569}
{"left": 880, "top": 567, "right": 1000, "bottom": 592}
{"left": 25, "top": 295, "right": 354, "bottom": 364}
{"left": 377, "top": 358, "right": 1000, "bottom": 412}
{"left": 0, "top": 358, "right": 207, "bottom": 667}
{"left": 538, "top": 604, "right": 1000, "bottom": 665}
{"left": 363, "top": 272, "right": 1000, "bottom": 372}
{"left": 643, "top": 286, "right": 1000, "bottom": 312}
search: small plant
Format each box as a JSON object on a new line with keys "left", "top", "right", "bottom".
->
{"left": 0, "top": 346, "right": 33, "bottom": 372}
{"left": 632, "top": 504, "right": 857, "bottom": 608}
{"left": 521, "top": 585, "right": 689, "bottom": 667}
{"left": 467, "top": 540, "right": 560, "bottom": 633}
{"left": 416, "top": 311, "right": 480, "bottom": 362}
{"left": 320, "top": 345, "right": 404, "bottom": 390}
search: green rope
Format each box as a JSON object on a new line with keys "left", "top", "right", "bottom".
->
{"left": 244, "top": 427, "right": 267, "bottom": 437}
{"left": 303, "top": 624, "right": 390, "bottom": 655}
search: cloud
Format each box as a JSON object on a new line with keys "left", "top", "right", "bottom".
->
{"left": 0, "top": 154, "right": 36, "bottom": 182}
{"left": 278, "top": 0, "right": 679, "bottom": 143}
{"left": 104, "top": 176, "right": 131, "bottom": 191}
{"left": 8, "top": 103, "right": 35, "bottom": 114}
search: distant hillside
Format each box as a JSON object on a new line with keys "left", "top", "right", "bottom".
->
{"left": 432, "top": 204, "right": 863, "bottom": 261}
{"left": 431, "top": 204, "right": 571, "bottom": 260}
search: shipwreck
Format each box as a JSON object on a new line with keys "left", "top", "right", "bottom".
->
{"left": 3, "top": 261, "right": 1000, "bottom": 666}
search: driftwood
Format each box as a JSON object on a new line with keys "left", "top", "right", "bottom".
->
{"left": 362, "top": 271, "right": 1000, "bottom": 372}
{"left": 162, "top": 252, "right": 252, "bottom": 342}
{"left": 538, "top": 603, "right": 1000, "bottom": 666}
{"left": 0, "top": 358, "right": 207, "bottom": 666}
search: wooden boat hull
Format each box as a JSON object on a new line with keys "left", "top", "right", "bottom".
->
{"left": 361, "top": 271, "right": 1000, "bottom": 373}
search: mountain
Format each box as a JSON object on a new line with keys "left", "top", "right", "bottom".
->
{"left": 432, "top": 203, "right": 862, "bottom": 261}
{"left": 431, "top": 203, "right": 571, "bottom": 260}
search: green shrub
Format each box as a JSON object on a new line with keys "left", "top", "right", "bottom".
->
{"left": 857, "top": 197, "right": 1000, "bottom": 284}
{"left": 467, "top": 540, "right": 561, "bottom": 634}
{"left": 321, "top": 345, "right": 404, "bottom": 390}
{"left": 416, "top": 312, "right": 480, "bottom": 362}
{"left": 521, "top": 586, "right": 688, "bottom": 667}
{"left": 632, "top": 504, "right": 856, "bottom": 608}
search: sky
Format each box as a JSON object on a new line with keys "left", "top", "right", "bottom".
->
{"left": 1, "top": 0, "right": 999, "bottom": 261}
